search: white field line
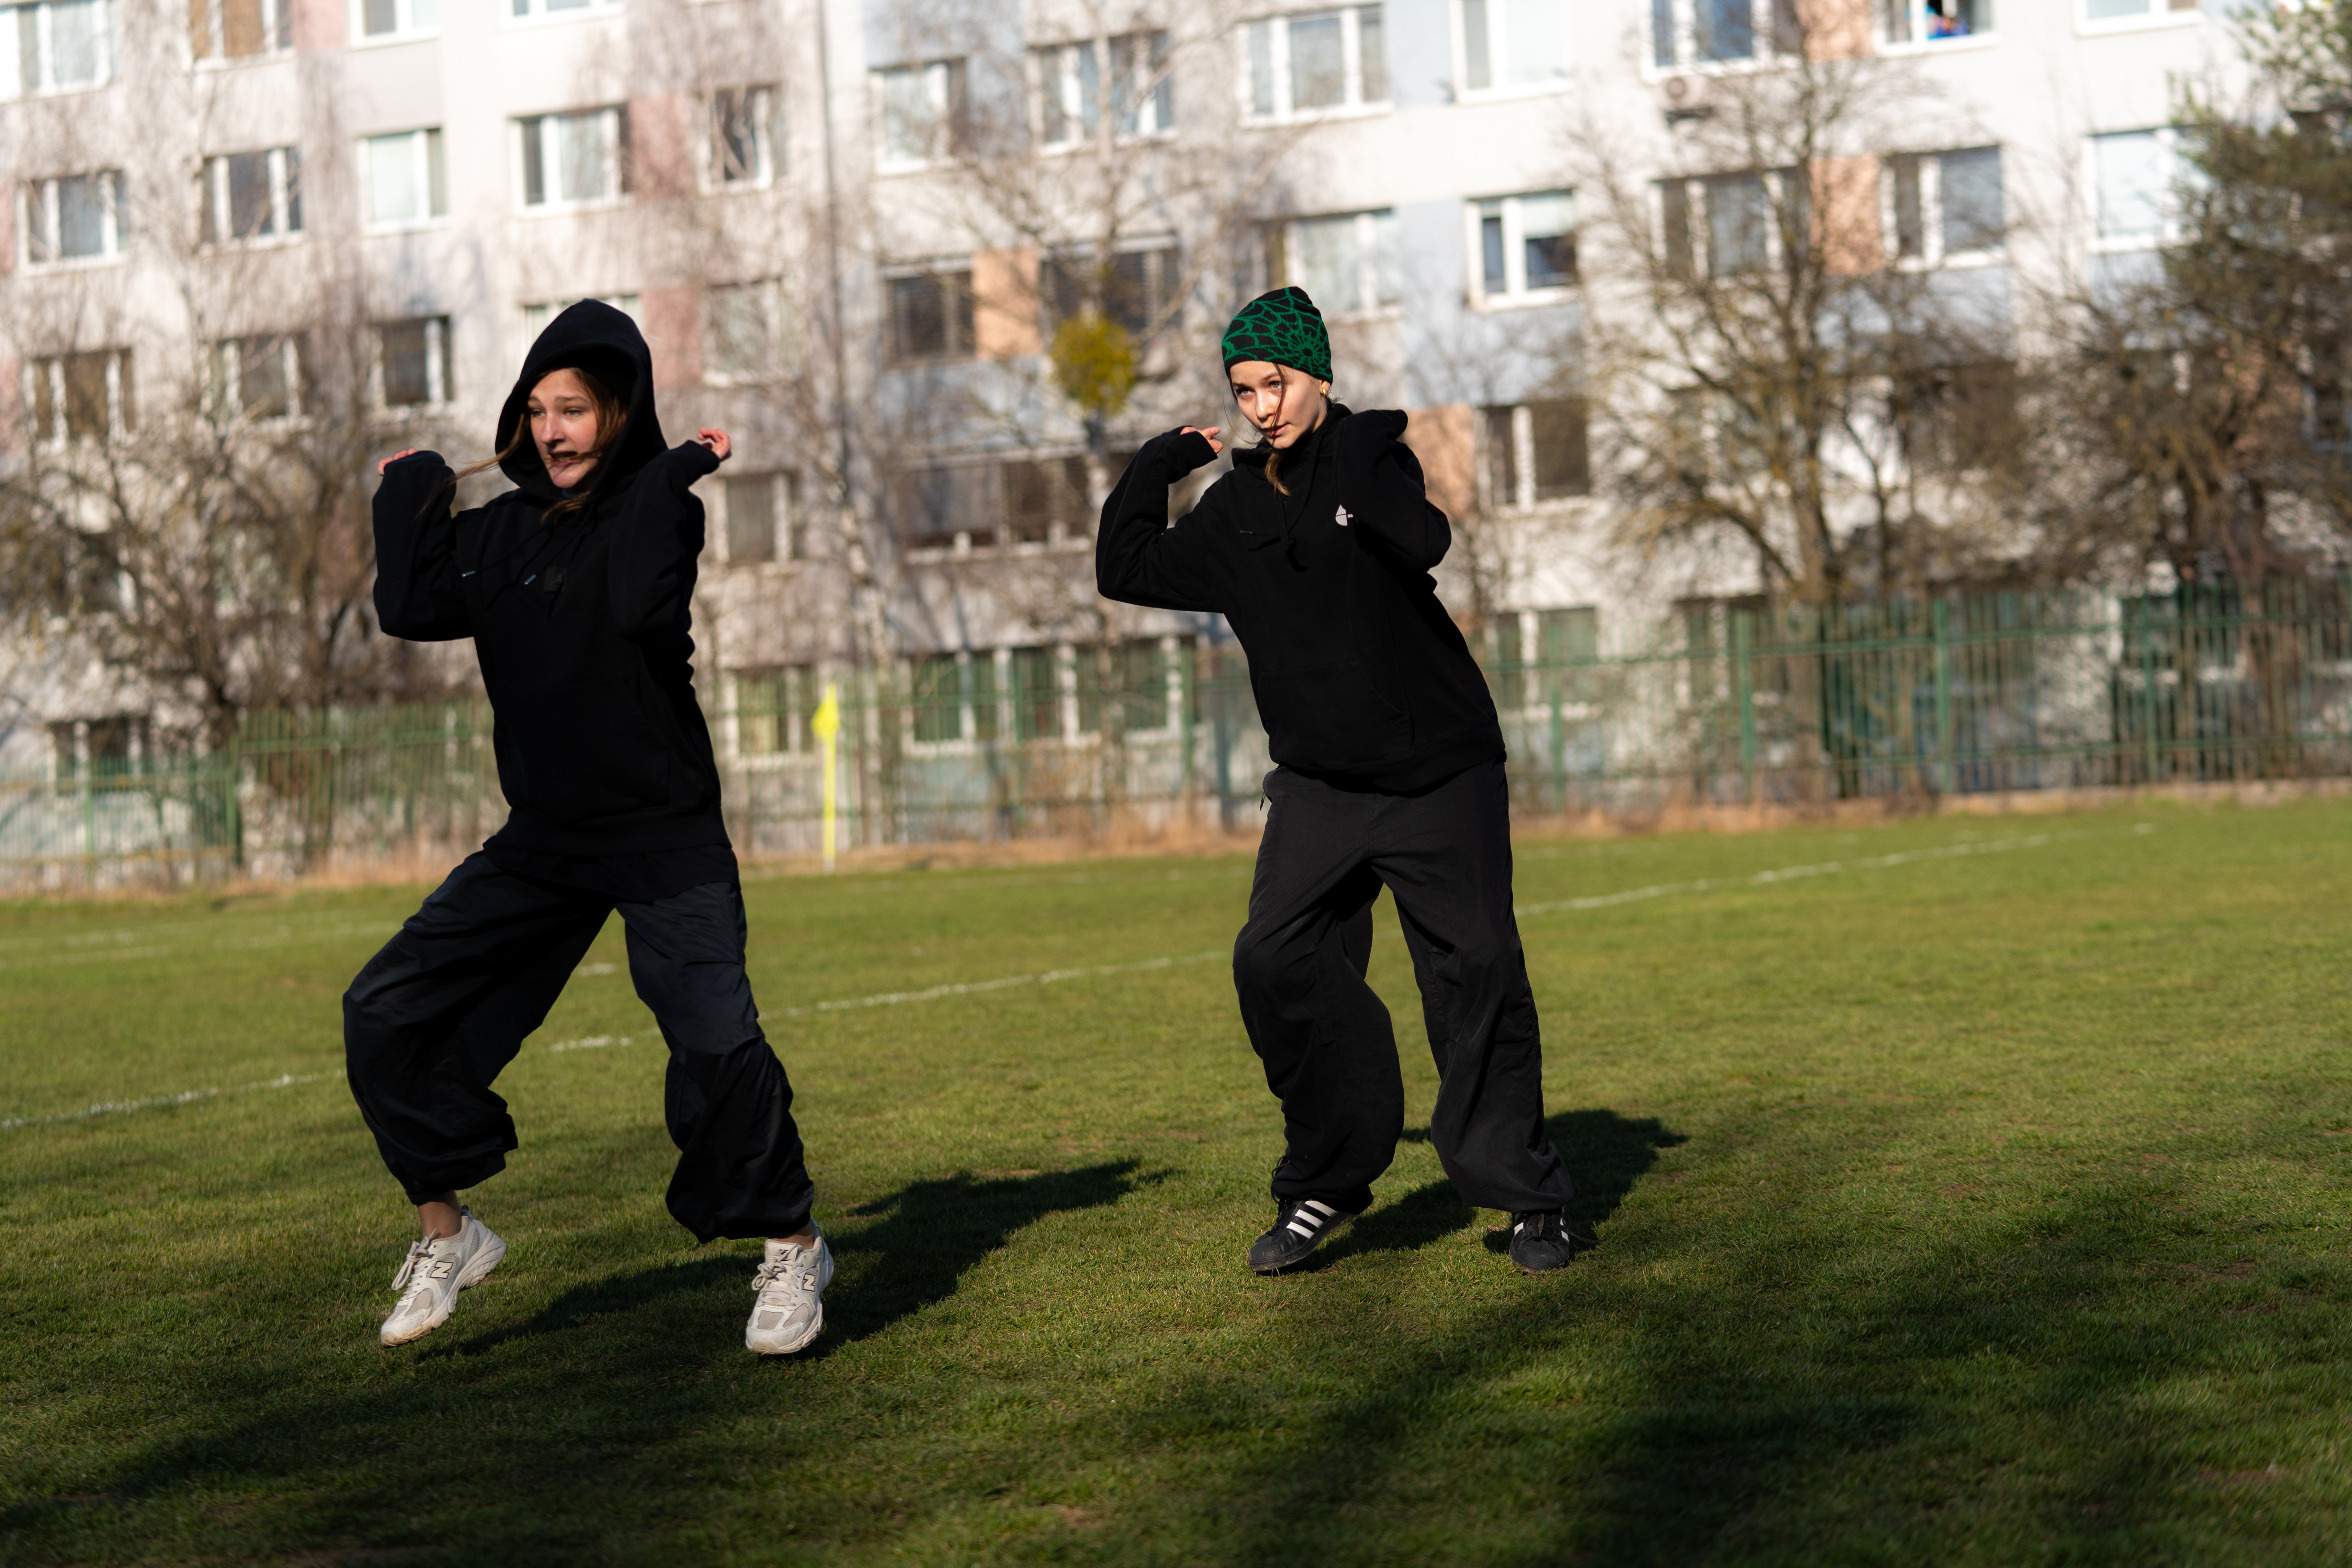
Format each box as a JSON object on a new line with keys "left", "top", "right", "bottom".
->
{"left": 0, "top": 918, "right": 399, "bottom": 973}
{"left": 8, "top": 825, "right": 2152, "bottom": 1125}
{"left": 0, "top": 1070, "right": 343, "bottom": 1131}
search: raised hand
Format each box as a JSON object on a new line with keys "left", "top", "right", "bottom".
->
{"left": 1180, "top": 425, "right": 1224, "bottom": 457}
{"left": 696, "top": 428, "right": 732, "bottom": 462}
{"left": 377, "top": 448, "right": 420, "bottom": 475}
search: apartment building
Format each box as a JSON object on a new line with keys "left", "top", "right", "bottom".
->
{"left": 0, "top": 0, "right": 2247, "bottom": 793}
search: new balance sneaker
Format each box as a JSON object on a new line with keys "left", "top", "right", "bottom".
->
{"left": 1247, "top": 1197, "right": 1359, "bottom": 1274}
{"left": 746, "top": 1234, "right": 833, "bottom": 1355}
{"left": 380, "top": 1208, "right": 506, "bottom": 1346}
{"left": 1507, "top": 1209, "right": 1577, "bottom": 1274}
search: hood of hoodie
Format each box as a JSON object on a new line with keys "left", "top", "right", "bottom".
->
{"left": 1232, "top": 402, "right": 1350, "bottom": 526}
{"left": 496, "top": 299, "right": 667, "bottom": 505}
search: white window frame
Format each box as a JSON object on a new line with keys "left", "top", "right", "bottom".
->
{"left": 1478, "top": 401, "right": 1591, "bottom": 510}
{"left": 1656, "top": 170, "right": 1796, "bottom": 278}
{"left": 210, "top": 334, "right": 304, "bottom": 423}
{"left": 2076, "top": 0, "right": 2201, "bottom": 38}
{"left": 513, "top": 107, "right": 630, "bottom": 214}
{"left": 362, "top": 128, "right": 446, "bottom": 231}
{"left": 191, "top": 0, "right": 293, "bottom": 62}
{"left": 706, "top": 84, "right": 784, "bottom": 190}
{"left": 22, "top": 349, "right": 133, "bottom": 445}
{"left": 1278, "top": 209, "right": 1399, "bottom": 318}
{"left": 1450, "top": 0, "right": 1571, "bottom": 101}
{"left": 20, "top": 171, "right": 128, "bottom": 269}
{"left": 200, "top": 147, "right": 302, "bottom": 247}
{"left": 505, "top": 0, "right": 619, "bottom": 23}
{"left": 1032, "top": 32, "right": 1176, "bottom": 151}
{"left": 1875, "top": 0, "right": 1997, "bottom": 53}
{"left": 1882, "top": 147, "right": 2004, "bottom": 269}
{"left": 1467, "top": 191, "right": 1577, "bottom": 308}
{"left": 873, "top": 59, "right": 964, "bottom": 173}
{"left": 2087, "top": 127, "right": 2183, "bottom": 252}
{"left": 0, "top": 0, "right": 118, "bottom": 98}
{"left": 704, "top": 279, "right": 788, "bottom": 385}
{"left": 518, "top": 294, "right": 641, "bottom": 358}
{"left": 374, "top": 315, "right": 454, "bottom": 412}
{"left": 1240, "top": 7, "right": 1388, "bottom": 125}
{"left": 1648, "top": 0, "right": 1791, "bottom": 75}
{"left": 349, "top": 0, "right": 437, "bottom": 45}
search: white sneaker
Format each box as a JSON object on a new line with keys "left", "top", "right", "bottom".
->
{"left": 379, "top": 1208, "right": 506, "bottom": 1347}
{"left": 746, "top": 1234, "right": 833, "bottom": 1355}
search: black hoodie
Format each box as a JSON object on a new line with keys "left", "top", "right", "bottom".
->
{"left": 372, "top": 300, "right": 732, "bottom": 897}
{"left": 1096, "top": 406, "right": 1504, "bottom": 794}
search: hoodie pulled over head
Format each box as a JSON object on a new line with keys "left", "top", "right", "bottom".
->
{"left": 372, "top": 301, "right": 733, "bottom": 896}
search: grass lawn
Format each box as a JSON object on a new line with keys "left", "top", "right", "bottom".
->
{"left": 2, "top": 799, "right": 2348, "bottom": 1566}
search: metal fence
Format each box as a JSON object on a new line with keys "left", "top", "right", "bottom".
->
{"left": 7, "top": 581, "right": 2352, "bottom": 890}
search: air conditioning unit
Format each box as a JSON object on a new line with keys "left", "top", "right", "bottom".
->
{"left": 1655, "top": 74, "right": 1715, "bottom": 125}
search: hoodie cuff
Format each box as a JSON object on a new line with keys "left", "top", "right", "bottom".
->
{"left": 668, "top": 440, "right": 724, "bottom": 479}
{"left": 1146, "top": 428, "right": 1219, "bottom": 479}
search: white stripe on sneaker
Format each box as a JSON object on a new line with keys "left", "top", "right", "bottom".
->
{"left": 1286, "top": 1219, "right": 1316, "bottom": 1237}
{"left": 1302, "top": 1200, "right": 1336, "bottom": 1217}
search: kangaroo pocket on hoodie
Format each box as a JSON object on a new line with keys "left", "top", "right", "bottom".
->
{"left": 498, "top": 691, "right": 677, "bottom": 821}
{"left": 1253, "top": 659, "right": 1412, "bottom": 768}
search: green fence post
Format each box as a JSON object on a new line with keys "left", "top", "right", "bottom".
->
{"left": 2140, "top": 596, "right": 2161, "bottom": 785}
{"left": 1733, "top": 609, "right": 1757, "bottom": 805}
{"left": 1178, "top": 639, "right": 1196, "bottom": 822}
{"left": 1933, "top": 597, "right": 1954, "bottom": 796}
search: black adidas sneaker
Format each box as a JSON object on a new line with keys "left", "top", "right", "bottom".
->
{"left": 1507, "top": 1209, "right": 1578, "bottom": 1274}
{"left": 1248, "top": 1197, "right": 1359, "bottom": 1274}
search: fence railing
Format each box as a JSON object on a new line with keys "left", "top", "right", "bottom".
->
{"left": 7, "top": 581, "right": 2352, "bottom": 890}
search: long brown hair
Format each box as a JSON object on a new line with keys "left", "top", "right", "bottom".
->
{"left": 450, "top": 365, "right": 630, "bottom": 523}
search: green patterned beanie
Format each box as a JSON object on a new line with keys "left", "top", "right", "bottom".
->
{"left": 1221, "top": 286, "right": 1331, "bottom": 383}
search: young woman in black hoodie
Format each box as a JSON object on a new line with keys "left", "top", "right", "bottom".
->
{"left": 1096, "top": 286, "right": 1577, "bottom": 1275}
{"left": 348, "top": 301, "right": 831, "bottom": 1354}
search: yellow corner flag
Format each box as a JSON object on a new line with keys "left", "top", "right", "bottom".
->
{"left": 811, "top": 682, "right": 841, "bottom": 872}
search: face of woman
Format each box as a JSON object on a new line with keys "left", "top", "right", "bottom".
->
{"left": 1229, "top": 361, "right": 1330, "bottom": 450}
{"left": 528, "top": 368, "right": 601, "bottom": 490}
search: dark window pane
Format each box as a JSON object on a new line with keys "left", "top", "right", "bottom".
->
{"left": 1010, "top": 646, "right": 1059, "bottom": 740}
{"left": 1001, "top": 455, "right": 1085, "bottom": 543}
{"left": 1481, "top": 210, "right": 1506, "bottom": 292}
{"left": 64, "top": 352, "right": 111, "bottom": 437}
{"left": 222, "top": 0, "right": 264, "bottom": 55}
{"left": 520, "top": 117, "right": 545, "bottom": 206}
{"left": 1699, "top": 0, "right": 1753, "bottom": 60}
{"left": 1706, "top": 174, "right": 1768, "bottom": 274}
{"left": 1290, "top": 14, "right": 1343, "bottom": 107}
{"left": 1652, "top": 0, "right": 1675, "bottom": 65}
{"left": 969, "top": 654, "right": 999, "bottom": 741}
{"left": 363, "top": 0, "right": 396, "bottom": 34}
{"left": 1891, "top": 154, "right": 1924, "bottom": 258}
{"left": 1661, "top": 181, "right": 1693, "bottom": 277}
{"left": 240, "top": 336, "right": 289, "bottom": 417}
{"left": 1530, "top": 398, "right": 1590, "bottom": 498}
{"left": 229, "top": 151, "right": 272, "bottom": 237}
{"left": 381, "top": 319, "right": 430, "bottom": 406}
{"left": 58, "top": 174, "right": 107, "bottom": 258}
{"left": 726, "top": 473, "right": 777, "bottom": 562}
{"left": 911, "top": 654, "right": 962, "bottom": 743}
{"left": 1357, "top": 6, "right": 1386, "bottom": 101}
{"left": 1481, "top": 404, "right": 1517, "bottom": 506}
{"left": 1940, "top": 147, "right": 2003, "bottom": 251}
{"left": 284, "top": 148, "right": 302, "bottom": 230}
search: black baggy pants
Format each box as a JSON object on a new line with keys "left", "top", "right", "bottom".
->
{"left": 1233, "top": 759, "right": 1571, "bottom": 1216}
{"left": 343, "top": 853, "right": 813, "bottom": 1242}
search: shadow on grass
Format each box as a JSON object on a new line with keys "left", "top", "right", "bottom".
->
{"left": 12, "top": 1163, "right": 1147, "bottom": 1564}
{"left": 1327, "top": 1108, "right": 1686, "bottom": 1269}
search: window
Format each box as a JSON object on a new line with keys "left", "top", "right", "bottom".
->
{"left": 1275, "top": 210, "right": 1398, "bottom": 316}
{"left": 2080, "top": 0, "right": 2198, "bottom": 29}
{"left": 1000, "top": 455, "right": 1088, "bottom": 544}
{"left": 209, "top": 335, "right": 304, "bottom": 420}
{"left": 1651, "top": 0, "right": 1799, "bottom": 68}
{"left": 1034, "top": 31, "right": 1174, "bottom": 147}
{"left": 3, "top": 0, "right": 116, "bottom": 95}
{"left": 364, "top": 129, "right": 446, "bottom": 228}
{"left": 710, "top": 85, "right": 784, "bottom": 187}
{"left": 1895, "top": 361, "right": 2018, "bottom": 474}
{"left": 520, "top": 294, "right": 640, "bottom": 355}
{"left": 2091, "top": 129, "right": 2180, "bottom": 247}
{"left": 1007, "top": 646, "right": 1062, "bottom": 741}
{"left": 721, "top": 471, "right": 792, "bottom": 564}
{"left": 200, "top": 148, "right": 301, "bottom": 245}
{"left": 192, "top": 0, "right": 290, "bottom": 58}
{"left": 875, "top": 58, "right": 966, "bottom": 171}
{"left": 1079, "top": 639, "right": 1174, "bottom": 737}
{"left": 1887, "top": 147, "right": 2003, "bottom": 262}
{"left": 1472, "top": 191, "right": 1576, "bottom": 303}
{"left": 1042, "top": 245, "right": 1182, "bottom": 336}
{"left": 510, "top": 0, "right": 616, "bottom": 16}
{"left": 1457, "top": 0, "right": 1567, "bottom": 94}
{"left": 732, "top": 667, "right": 815, "bottom": 756}
{"left": 1245, "top": 7, "right": 1385, "bottom": 121}
{"left": 1656, "top": 172, "right": 1793, "bottom": 277}
{"left": 910, "top": 653, "right": 985, "bottom": 744}
{"left": 894, "top": 462, "right": 992, "bottom": 550}
{"left": 1880, "top": 0, "right": 1989, "bottom": 44}
{"left": 355, "top": 0, "right": 435, "bottom": 40}
{"left": 24, "top": 350, "right": 134, "bottom": 443}
{"left": 21, "top": 171, "right": 126, "bottom": 265}
{"left": 51, "top": 715, "right": 146, "bottom": 780}
{"left": 706, "top": 280, "right": 786, "bottom": 383}
{"left": 377, "top": 316, "right": 452, "bottom": 408}
{"left": 517, "top": 107, "right": 630, "bottom": 211}
{"left": 1480, "top": 399, "right": 1590, "bottom": 508}
{"left": 886, "top": 268, "right": 976, "bottom": 362}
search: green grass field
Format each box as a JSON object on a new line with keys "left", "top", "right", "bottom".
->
{"left": 3, "top": 800, "right": 2349, "bottom": 1566}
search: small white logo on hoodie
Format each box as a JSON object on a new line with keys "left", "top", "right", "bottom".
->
{"left": 1334, "top": 505, "right": 1352, "bottom": 528}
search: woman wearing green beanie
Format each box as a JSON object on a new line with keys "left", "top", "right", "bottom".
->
{"left": 1096, "top": 285, "right": 1576, "bottom": 1277}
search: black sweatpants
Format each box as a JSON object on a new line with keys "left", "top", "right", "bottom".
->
{"left": 1233, "top": 759, "right": 1571, "bottom": 1216}
{"left": 343, "top": 853, "right": 813, "bottom": 1242}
